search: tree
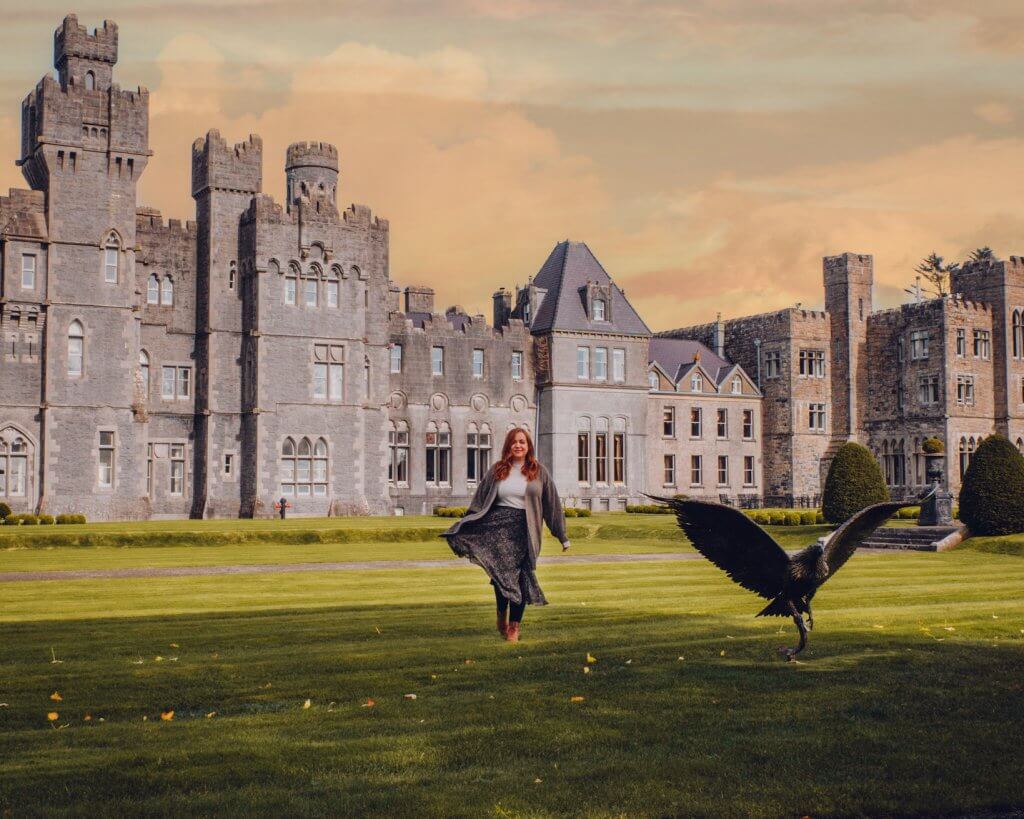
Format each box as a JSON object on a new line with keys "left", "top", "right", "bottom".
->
{"left": 969, "top": 247, "right": 997, "bottom": 263}
{"left": 913, "top": 253, "right": 960, "bottom": 298}
{"left": 821, "top": 442, "right": 889, "bottom": 524}
{"left": 958, "top": 435, "right": 1024, "bottom": 535}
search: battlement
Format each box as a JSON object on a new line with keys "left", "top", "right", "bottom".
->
{"left": 136, "top": 206, "right": 197, "bottom": 237}
{"left": 192, "top": 130, "right": 262, "bottom": 197}
{"left": 286, "top": 141, "right": 339, "bottom": 171}
{"left": 341, "top": 203, "right": 389, "bottom": 232}
{"left": 661, "top": 306, "right": 828, "bottom": 342}
{"left": 0, "top": 188, "right": 46, "bottom": 239}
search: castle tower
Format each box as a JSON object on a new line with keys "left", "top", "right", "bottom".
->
{"left": 824, "top": 253, "right": 873, "bottom": 444}
{"left": 15, "top": 15, "right": 151, "bottom": 518}
{"left": 191, "top": 130, "right": 262, "bottom": 517}
{"left": 285, "top": 142, "right": 338, "bottom": 217}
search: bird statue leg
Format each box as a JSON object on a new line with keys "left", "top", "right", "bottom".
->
{"left": 779, "top": 601, "right": 809, "bottom": 661}
{"left": 806, "top": 601, "right": 814, "bottom": 631}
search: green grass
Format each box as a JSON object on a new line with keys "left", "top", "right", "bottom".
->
{"left": 1, "top": 522, "right": 1022, "bottom": 817}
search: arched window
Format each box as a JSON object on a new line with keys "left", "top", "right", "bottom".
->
{"left": 228, "top": 261, "right": 237, "bottom": 291}
{"left": 285, "top": 263, "right": 299, "bottom": 306}
{"left": 1013, "top": 310, "right": 1023, "bottom": 359}
{"left": 84, "top": 71, "right": 95, "bottom": 91}
{"left": 731, "top": 376, "right": 742, "bottom": 395}
{"left": 612, "top": 417, "right": 627, "bottom": 484}
{"left": 0, "top": 429, "right": 30, "bottom": 498}
{"left": 577, "top": 417, "right": 592, "bottom": 485}
{"left": 280, "top": 436, "right": 328, "bottom": 498}
{"left": 103, "top": 234, "right": 119, "bottom": 283}
{"left": 426, "top": 422, "right": 451, "bottom": 486}
{"left": 147, "top": 274, "right": 159, "bottom": 304}
{"left": 161, "top": 277, "right": 174, "bottom": 306}
{"left": 313, "top": 438, "right": 328, "bottom": 495}
{"left": 691, "top": 372, "right": 703, "bottom": 392}
{"left": 139, "top": 350, "right": 150, "bottom": 394}
{"left": 388, "top": 421, "right": 410, "bottom": 486}
{"left": 68, "top": 320, "right": 84, "bottom": 377}
{"left": 327, "top": 270, "right": 340, "bottom": 308}
{"left": 648, "top": 371, "right": 658, "bottom": 389}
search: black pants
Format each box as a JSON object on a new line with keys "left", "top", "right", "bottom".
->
{"left": 493, "top": 583, "right": 526, "bottom": 623}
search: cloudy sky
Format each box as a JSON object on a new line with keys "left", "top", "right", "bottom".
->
{"left": 3, "top": 2, "right": 1024, "bottom": 329}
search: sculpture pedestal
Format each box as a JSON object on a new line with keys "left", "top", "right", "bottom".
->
{"left": 918, "top": 483, "right": 954, "bottom": 527}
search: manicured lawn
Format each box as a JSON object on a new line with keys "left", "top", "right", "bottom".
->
{"left": 1, "top": 522, "right": 1021, "bottom": 816}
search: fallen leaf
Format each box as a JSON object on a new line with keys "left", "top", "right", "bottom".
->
{"left": 154, "top": 656, "right": 164, "bottom": 662}
{"left": 374, "top": 627, "right": 382, "bottom": 634}
{"left": 677, "top": 656, "right": 685, "bottom": 661}
{"left": 142, "top": 716, "right": 148, "bottom": 721}
{"left": 130, "top": 659, "right": 144, "bottom": 666}
{"left": 586, "top": 653, "right": 597, "bottom": 664}
{"left": 302, "top": 699, "right": 311, "bottom": 710}
{"left": 570, "top": 696, "right": 585, "bottom": 702}
{"left": 98, "top": 718, "right": 105, "bottom": 723}
{"left": 206, "top": 711, "right": 217, "bottom": 719}
{"left": 47, "top": 712, "right": 58, "bottom": 721}
{"left": 944, "top": 627, "right": 956, "bottom": 632}
{"left": 169, "top": 643, "right": 179, "bottom": 648}
{"left": 83, "top": 714, "right": 92, "bottom": 721}
{"left": 583, "top": 667, "right": 591, "bottom": 674}
{"left": 464, "top": 659, "right": 475, "bottom": 665}
{"left": 404, "top": 694, "right": 417, "bottom": 700}
{"left": 50, "top": 647, "right": 63, "bottom": 664}
{"left": 327, "top": 702, "right": 337, "bottom": 711}
{"left": 534, "top": 778, "right": 543, "bottom": 784}
{"left": 160, "top": 710, "right": 174, "bottom": 721}
{"left": 625, "top": 659, "right": 633, "bottom": 665}
{"left": 720, "top": 650, "right": 726, "bottom": 657}
{"left": 49, "top": 692, "right": 62, "bottom": 702}
{"left": 362, "top": 699, "right": 376, "bottom": 708}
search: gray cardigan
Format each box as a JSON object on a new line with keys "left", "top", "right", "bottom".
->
{"left": 443, "top": 464, "right": 569, "bottom": 568}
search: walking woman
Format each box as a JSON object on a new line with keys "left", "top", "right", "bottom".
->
{"left": 444, "top": 427, "right": 570, "bottom": 641}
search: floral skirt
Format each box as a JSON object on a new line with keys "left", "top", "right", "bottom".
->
{"left": 445, "top": 506, "right": 547, "bottom": 606}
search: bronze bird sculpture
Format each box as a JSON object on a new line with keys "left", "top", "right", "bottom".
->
{"left": 650, "top": 496, "right": 922, "bottom": 659}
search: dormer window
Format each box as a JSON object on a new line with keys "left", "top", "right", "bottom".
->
{"left": 648, "top": 371, "right": 658, "bottom": 389}
{"left": 523, "top": 301, "right": 531, "bottom": 324}
{"left": 593, "top": 298, "right": 606, "bottom": 321}
{"left": 731, "top": 376, "right": 742, "bottom": 394}
{"left": 691, "top": 373, "right": 703, "bottom": 392}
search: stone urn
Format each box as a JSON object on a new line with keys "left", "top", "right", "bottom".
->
{"left": 919, "top": 439, "right": 953, "bottom": 527}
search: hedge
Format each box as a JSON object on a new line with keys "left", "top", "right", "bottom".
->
{"left": 0, "top": 502, "right": 10, "bottom": 519}
{"left": 959, "top": 435, "right": 1024, "bottom": 535}
{"left": 822, "top": 442, "right": 888, "bottom": 524}
{"left": 564, "top": 507, "right": 592, "bottom": 518}
{"left": 625, "top": 504, "right": 673, "bottom": 514}
{"left": 433, "top": 507, "right": 468, "bottom": 518}
{"left": 55, "top": 514, "right": 88, "bottom": 525}
{"left": 38, "top": 514, "right": 55, "bottom": 525}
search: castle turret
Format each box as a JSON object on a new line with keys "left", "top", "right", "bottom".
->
{"left": 285, "top": 141, "right": 338, "bottom": 216}
{"left": 54, "top": 14, "right": 117, "bottom": 92}
{"left": 824, "top": 252, "right": 873, "bottom": 443}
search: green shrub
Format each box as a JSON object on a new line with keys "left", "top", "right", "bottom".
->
{"left": 958, "top": 435, "right": 1024, "bottom": 535}
{"left": 815, "top": 511, "right": 826, "bottom": 524}
{"left": 769, "top": 512, "right": 786, "bottom": 525}
{"left": 55, "top": 513, "right": 87, "bottom": 525}
{"left": 0, "top": 502, "right": 10, "bottom": 519}
{"left": 922, "top": 437, "right": 945, "bottom": 454}
{"left": 822, "top": 442, "right": 888, "bottom": 524}
{"left": 3, "top": 514, "right": 21, "bottom": 526}
{"left": 745, "top": 510, "right": 767, "bottom": 525}
{"left": 783, "top": 511, "right": 801, "bottom": 526}
{"left": 433, "top": 507, "right": 468, "bottom": 518}
{"left": 564, "top": 508, "right": 578, "bottom": 518}
{"left": 576, "top": 508, "right": 592, "bottom": 518}
{"left": 19, "top": 513, "right": 39, "bottom": 526}
{"left": 38, "top": 514, "right": 55, "bottom": 525}
{"left": 896, "top": 506, "right": 921, "bottom": 519}
{"left": 799, "top": 511, "right": 817, "bottom": 525}
{"left": 626, "top": 504, "right": 672, "bottom": 514}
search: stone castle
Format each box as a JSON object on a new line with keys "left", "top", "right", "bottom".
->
{"left": 1, "top": 16, "right": 1021, "bottom": 519}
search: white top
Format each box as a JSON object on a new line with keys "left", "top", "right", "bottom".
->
{"left": 496, "top": 465, "right": 528, "bottom": 509}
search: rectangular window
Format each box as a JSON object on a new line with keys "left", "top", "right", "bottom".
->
{"left": 511, "top": 351, "right": 523, "bottom": 380}
{"left": 577, "top": 347, "right": 590, "bottom": 379}
{"left": 577, "top": 433, "right": 590, "bottom": 484}
{"left": 897, "top": 383, "right": 905, "bottom": 412}
{"left": 390, "top": 344, "right": 403, "bottom": 374}
{"left": 956, "top": 375, "right": 975, "bottom": 405}
{"left": 809, "top": 403, "right": 826, "bottom": 431}
{"left": 764, "top": 351, "right": 781, "bottom": 379}
{"left": 956, "top": 329, "right": 966, "bottom": 357}
{"left": 662, "top": 407, "right": 675, "bottom": 437}
{"left": 388, "top": 426, "right": 410, "bottom": 486}
{"left": 432, "top": 346, "right": 444, "bottom": 376}
{"left": 68, "top": 337, "right": 83, "bottom": 378}
{"left": 21, "top": 254, "right": 36, "bottom": 289}
{"left": 472, "top": 348, "right": 484, "bottom": 378}
{"left": 613, "top": 432, "right": 625, "bottom": 483}
{"left": 330, "top": 363, "right": 344, "bottom": 401}
{"left": 612, "top": 348, "right": 625, "bottom": 382}
{"left": 169, "top": 444, "right": 185, "bottom": 495}
{"left": 98, "top": 431, "right": 114, "bottom": 488}
{"left": 743, "top": 456, "right": 755, "bottom": 487}
{"left": 593, "top": 298, "right": 606, "bottom": 321}
{"left": 104, "top": 248, "right": 118, "bottom": 283}
{"left": 304, "top": 278, "right": 318, "bottom": 307}
{"left": 717, "top": 455, "right": 729, "bottom": 486}
{"left": 919, "top": 375, "right": 940, "bottom": 405}
{"left": 177, "top": 367, "right": 191, "bottom": 399}
{"left": 314, "top": 362, "right": 328, "bottom": 399}
{"left": 690, "top": 407, "right": 702, "bottom": 438}
{"left": 716, "top": 408, "right": 728, "bottom": 439}
{"left": 162, "top": 366, "right": 176, "bottom": 399}
{"left": 595, "top": 432, "right": 608, "bottom": 483}
{"left": 663, "top": 454, "right": 675, "bottom": 486}
{"left": 910, "top": 330, "right": 929, "bottom": 360}
{"left": 594, "top": 347, "right": 608, "bottom": 381}
{"left": 973, "top": 329, "right": 990, "bottom": 359}
{"left": 742, "top": 409, "right": 754, "bottom": 439}
{"left": 798, "top": 349, "right": 825, "bottom": 377}
{"left": 146, "top": 444, "right": 153, "bottom": 497}
{"left": 327, "top": 280, "right": 339, "bottom": 308}
{"left": 425, "top": 428, "right": 451, "bottom": 485}
{"left": 285, "top": 278, "right": 297, "bottom": 306}
{"left": 690, "top": 455, "right": 702, "bottom": 486}
{"left": 897, "top": 336, "right": 904, "bottom": 363}
{"left": 224, "top": 453, "right": 234, "bottom": 477}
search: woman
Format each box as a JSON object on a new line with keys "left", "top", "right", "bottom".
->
{"left": 444, "top": 428, "right": 570, "bottom": 642}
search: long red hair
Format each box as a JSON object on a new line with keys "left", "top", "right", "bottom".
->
{"left": 492, "top": 427, "right": 540, "bottom": 482}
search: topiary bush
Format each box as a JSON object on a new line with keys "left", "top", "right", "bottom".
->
{"left": 625, "top": 504, "right": 672, "bottom": 514}
{"left": 575, "top": 508, "right": 592, "bottom": 518}
{"left": 3, "top": 514, "right": 19, "bottom": 525}
{"left": 822, "top": 442, "right": 889, "bottom": 524}
{"left": 38, "top": 514, "right": 55, "bottom": 525}
{"left": 55, "top": 514, "right": 87, "bottom": 525}
{"left": 799, "top": 510, "right": 818, "bottom": 525}
{"left": 769, "top": 511, "right": 786, "bottom": 525}
{"left": 922, "top": 437, "right": 945, "bottom": 454}
{"left": 958, "top": 435, "right": 1024, "bottom": 535}
{"left": 563, "top": 508, "right": 578, "bottom": 518}
{"left": 19, "top": 513, "right": 39, "bottom": 525}
{"left": 0, "top": 502, "right": 10, "bottom": 519}
{"left": 433, "top": 507, "right": 468, "bottom": 518}
{"left": 782, "top": 511, "right": 800, "bottom": 526}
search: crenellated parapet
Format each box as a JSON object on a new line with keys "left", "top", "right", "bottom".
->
{"left": 54, "top": 15, "right": 117, "bottom": 90}
{"left": 0, "top": 188, "right": 47, "bottom": 239}
{"left": 191, "top": 130, "right": 262, "bottom": 197}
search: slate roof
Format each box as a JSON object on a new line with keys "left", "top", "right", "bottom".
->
{"left": 529, "top": 241, "right": 651, "bottom": 336}
{"left": 648, "top": 337, "right": 734, "bottom": 386}
{"left": 404, "top": 311, "right": 473, "bottom": 332}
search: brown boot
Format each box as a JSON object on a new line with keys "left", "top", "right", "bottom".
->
{"left": 506, "top": 621, "right": 521, "bottom": 642}
{"left": 497, "top": 612, "right": 508, "bottom": 638}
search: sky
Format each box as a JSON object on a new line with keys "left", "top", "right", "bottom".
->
{"left": 3, "top": 2, "right": 1024, "bottom": 330}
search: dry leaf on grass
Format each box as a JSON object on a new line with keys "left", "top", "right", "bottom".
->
{"left": 570, "top": 696, "right": 585, "bottom": 703}
{"left": 404, "top": 694, "right": 417, "bottom": 700}
{"left": 362, "top": 699, "right": 376, "bottom": 708}
{"left": 160, "top": 710, "right": 174, "bottom": 721}
{"left": 47, "top": 712, "right": 58, "bottom": 721}
{"left": 49, "top": 692, "right": 62, "bottom": 702}
{"left": 206, "top": 712, "right": 217, "bottom": 719}
{"left": 586, "top": 653, "right": 597, "bottom": 664}
{"left": 302, "top": 699, "right": 311, "bottom": 710}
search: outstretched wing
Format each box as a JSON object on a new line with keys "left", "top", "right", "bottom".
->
{"left": 652, "top": 496, "right": 791, "bottom": 601}
{"left": 823, "top": 500, "right": 916, "bottom": 579}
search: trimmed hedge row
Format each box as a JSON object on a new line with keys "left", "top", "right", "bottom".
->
{"left": 434, "top": 506, "right": 593, "bottom": 518}
{"left": 625, "top": 504, "right": 674, "bottom": 515}
{"left": 746, "top": 510, "right": 825, "bottom": 526}
{"left": 3, "top": 512, "right": 86, "bottom": 526}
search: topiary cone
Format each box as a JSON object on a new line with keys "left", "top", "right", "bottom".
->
{"left": 958, "top": 435, "right": 1024, "bottom": 535}
{"left": 821, "top": 442, "right": 889, "bottom": 524}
